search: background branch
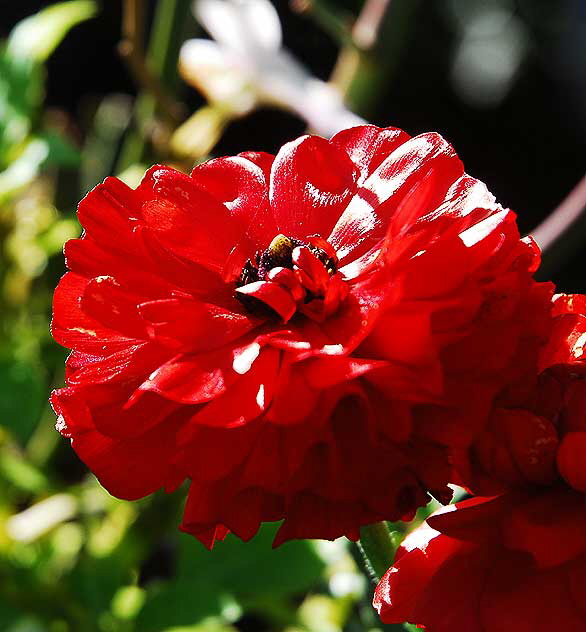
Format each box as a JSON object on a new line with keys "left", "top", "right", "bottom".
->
{"left": 531, "top": 173, "right": 586, "bottom": 278}
{"left": 330, "top": 0, "right": 420, "bottom": 117}
{"left": 118, "top": 0, "right": 183, "bottom": 125}
{"left": 352, "top": 0, "right": 392, "bottom": 50}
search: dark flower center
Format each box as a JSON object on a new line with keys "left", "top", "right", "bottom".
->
{"left": 237, "top": 234, "right": 337, "bottom": 286}
{"left": 235, "top": 234, "right": 347, "bottom": 322}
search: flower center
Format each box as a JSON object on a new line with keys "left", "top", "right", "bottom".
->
{"left": 235, "top": 234, "right": 347, "bottom": 322}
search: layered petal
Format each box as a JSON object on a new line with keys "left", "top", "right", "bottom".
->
{"left": 270, "top": 135, "right": 359, "bottom": 240}
{"left": 375, "top": 492, "right": 586, "bottom": 632}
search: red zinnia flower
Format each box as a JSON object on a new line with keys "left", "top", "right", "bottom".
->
{"left": 374, "top": 490, "right": 586, "bottom": 632}
{"left": 51, "top": 125, "right": 551, "bottom": 547}
{"left": 457, "top": 293, "right": 586, "bottom": 494}
{"left": 374, "top": 295, "right": 586, "bottom": 631}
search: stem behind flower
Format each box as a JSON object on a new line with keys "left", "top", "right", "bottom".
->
{"left": 331, "top": 0, "right": 420, "bottom": 118}
{"left": 117, "top": 0, "right": 191, "bottom": 172}
{"left": 357, "top": 521, "right": 397, "bottom": 582}
{"left": 531, "top": 172, "right": 586, "bottom": 278}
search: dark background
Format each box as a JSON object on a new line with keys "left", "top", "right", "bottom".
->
{"left": 2, "top": 0, "right": 585, "bottom": 290}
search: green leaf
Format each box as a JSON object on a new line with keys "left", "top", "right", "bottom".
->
{"left": 111, "top": 585, "right": 147, "bottom": 621}
{"left": 38, "top": 218, "right": 81, "bottom": 257}
{"left": 178, "top": 523, "right": 327, "bottom": 598}
{"left": 6, "top": 1, "right": 97, "bottom": 63}
{"left": 0, "top": 129, "right": 78, "bottom": 202}
{"left": 0, "top": 603, "right": 22, "bottom": 631}
{"left": 39, "top": 129, "right": 80, "bottom": 168}
{"left": 5, "top": 617, "right": 46, "bottom": 632}
{"left": 136, "top": 525, "right": 326, "bottom": 630}
{"left": 0, "top": 451, "right": 49, "bottom": 494}
{"left": 69, "top": 553, "right": 132, "bottom": 619}
{"left": 0, "top": 352, "right": 45, "bottom": 445}
{"left": 0, "top": 137, "right": 49, "bottom": 202}
{"left": 136, "top": 581, "right": 229, "bottom": 631}
{"left": 162, "top": 621, "right": 237, "bottom": 632}
{"left": 0, "top": 51, "right": 43, "bottom": 161}
{"left": 0, "top": 1, "right": 89, "bottom": 184}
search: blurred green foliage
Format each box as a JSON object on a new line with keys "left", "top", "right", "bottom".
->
{"left": 0, "top": 3, "right": 420, "bottom": 631}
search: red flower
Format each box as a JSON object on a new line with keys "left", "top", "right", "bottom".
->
{"left": 374, "top": 490, "right": 586, "bottom": 632}
{"left": 457, "top": 293, "right": 586, "bottom": 494}
{"left": 374, "top": 295, "right": 586, "bottom": 631}
{"left": 51, "top": 125, "right": 550, "bottom": 547}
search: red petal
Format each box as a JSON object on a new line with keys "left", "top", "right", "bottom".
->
{"left": 481, "top": 553, "right": 586, "bottom": 632}
{"left": 180, "top": 482, "right": 241, "bottom": 549}
{"left": 359, "top": 306, "right": 436, "bottom": 366}
{"left": 552, "top": 293, "right": 586, "bottom": 316}
{"left": 420, "top": 174, "right": 497, "bottom": 229}
{"left": 312, "top": 262, "right": 393, "bottom": 354}
{"left": 139, "top": 296, "right": 257, "bottom": 351}
{"left": 136, "top": 225, "right": 223, "bottom": 297}
{"left": 264, "top": 362, "right": 320, "bottom": 425}
{"left": 177, "top": 346, "right": 280, "bottom": 433}
{"left": 77, "top": 176, "right": 140, "bottom": 249}
{"left": 540, "top": 312, "right": 586, "bottom": 369}
{"left": 51, "top": 387, "right": 185, "bottom": 499}
{"left": 81, "top": 275, "right": 149, "bottom": 339}
{"left": 503, "top": 489, "right": 586, "bottom": 568}
{"left": 52, "top": 272, "right": 138, "bottom": 354}
{"left": 235, "top": 281, "right": 297, "bottom": 322}
{"left": 332, "top": 125, "right": 411, "bottom": 183}
{"left": 560, "top": 425, "right": 586, "bottom": 490}
{"left": 374, "top": 525, "right": 458, "bottom": 624}
{"left": 132, "top": 352, "right": 228, "bottom": 405}
{"left": 66, "top": 343, "right": 168, "bottom": 386}
{"left": 292, "top": 246, "right": 330, "bottom": 294}
{"left": 273, "top": 494, "right": 360, "bottom": 546}
{"left": 238, "top": 150, "right": 274, "bottom": 181}
{"left": 303, "top": 356, "right": 388, "bottom": 390}
{"left": 139, "top": 166, "right": 251, "bottom": 272}
{"left": 178, "top": 422, "right": 261, "bottom": 483}
{"left": 266, "top": 267, "right": 304, "bottom": 302}
{"left": 428, "top": 495, "right": 508, "bottom": 541}
{"left": 270, "top": 135, "right": 358, "bottom": 240}
{"left": 330, "top": 132, "right": 463, "bottom": 265}
{"left": 131, "top": 341, "right": 260, "bottom": 405}
{"left": 192, "top": 155, "right": 277, "bottom": 252}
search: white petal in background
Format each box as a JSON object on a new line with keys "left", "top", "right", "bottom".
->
{"left": 180, "top": 0, "right": 364, "bottom": 138}
{"left": 195, "top": 0, "right": 283, "bottom": 55}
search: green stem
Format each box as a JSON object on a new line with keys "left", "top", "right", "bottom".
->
{"left": 291, "top": 0, "right": 357, "bottom": 49}
{"left": 117, "top": 0, "right": 191, "bottom": 172}
{"left": 119, "top": 0, "right": 182, "bottom": 126}
{"left": 331, "top": 0, "right": 421, "bottom": 118}
{"left": 358, "top": 521, "right": 396, "bottom": 582}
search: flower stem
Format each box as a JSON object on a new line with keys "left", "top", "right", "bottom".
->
{"left": 532, "top": 172, "right": 586, "bottom": 251}
{"left": 331, "top": 0, "right": 420, "bottom": 118}
{"left": 358, "top": 521, "right": 396, "bottom": 582}
{"left": 117, "top": 0, "right": 191, "bottom": 172}
{"left": 119, "top": 0, "right": 183, "bottom": 125}
{"left": 353, "top": 0, "right": 394, "bottom": 50}
{"left": 530, "top": 172, "right": 586, "bottom": 277}
{"left": 290, "top": 0, "right": 357, "bottom": 49}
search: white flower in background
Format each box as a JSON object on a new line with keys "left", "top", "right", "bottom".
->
{"left": 179, "top": 0, "right": 364, "bottom": 137}
{"left": 446, "top": 0, "right": 529, "bottom": 107}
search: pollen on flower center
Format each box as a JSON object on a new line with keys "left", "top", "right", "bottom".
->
{"left": 235, "top": 233, "right": 348, "bottom": 322}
